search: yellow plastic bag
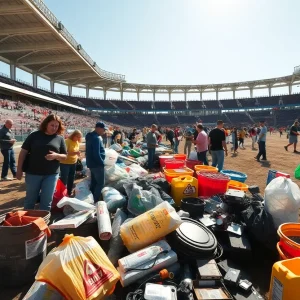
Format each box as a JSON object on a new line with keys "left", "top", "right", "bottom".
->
{"left": 35, "top": 234, "right": 120, "bottom": 300}
{"left": 120, "top": 201, "right": 183, "bottom": 252}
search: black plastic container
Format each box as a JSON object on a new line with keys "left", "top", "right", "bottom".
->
{"left": 167, "top": 217, "right": 218, "bottom": 260}
{"left": 181, "top": 197, "right": 205, "bottom": 218}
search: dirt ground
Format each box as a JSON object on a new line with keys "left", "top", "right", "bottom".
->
{"left": 0, "top": 133, "right": 298, "bottom": 299}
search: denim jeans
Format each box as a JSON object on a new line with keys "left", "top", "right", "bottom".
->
{"left": 1, "top": 148, "right": 16, "bottom": 179}
{"left": 90, "top": 166, "right": 105, "bottom": 202}
{"left": 257, "top": 141, "right": 266, "bottom": 160}
{"left": 147, "top": 148, "right": 156, "bottom": 170}
{"left": 24, "top": 173, "right": 59, "bottom": 211}
{"left": 211, "top": 150, "right": 225, "bottom": 171}
{"left": 60, "top": 163, "right": 76, "bottom": 195}
{"left": 174, "top": 140, "right": 179, "bottom": 154}
{"left": 197, "top": 150, "right": 208, "bottom": 165}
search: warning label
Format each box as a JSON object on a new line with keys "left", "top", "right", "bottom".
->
{"left": 183, "top": 184, "right": 196, "bottom": 195}
{"left": 25, "top": 232, "right": 47, "bottom": 260}
{"left": 83, "top": 260, "right": 114, "bottom": 298}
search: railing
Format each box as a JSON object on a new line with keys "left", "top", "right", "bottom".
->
{"left": 29, "top": 0, "right": 125, "bottom": 82}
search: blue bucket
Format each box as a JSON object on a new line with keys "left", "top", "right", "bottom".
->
{"left": 221, "top": 170, "right": 247, "bottom": 183}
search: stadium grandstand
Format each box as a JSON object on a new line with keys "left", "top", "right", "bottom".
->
{"left": 0, "top": 0, "right": 300, "bottom": 131}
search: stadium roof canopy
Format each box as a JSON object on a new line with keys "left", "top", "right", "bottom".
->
{"left": 0, "top": 0, "right": 299, "bottom": 97}
{"left": 0, "top": 0, "right": 125, "bottom": 90}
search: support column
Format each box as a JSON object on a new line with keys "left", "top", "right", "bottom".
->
{"left": 10, "top": 64, "right": 16, "bottom": 80}
{"left": 232, "top": 89, "right": 236, "bottom": 99}
{"left": 137, "top": 90, "right": 140, "bottom": 101}
{"left": 103, "top": 89, "right": 107, "bottom": 100}
{"left": 68, "top": 85, "right": 72, "bottom": 96}
{"left": 216, "top": 89, "right": 219, "bottom": 101}
{"left": 268, "top": 85, "right": 272, "bottom": 97}
{"left": 32, "top": 73, "right": 37, "bottom": 88}
{"left": 200, "top": 91, "right": 203, "bottom": 101}
{"left": 250, "top": 87, "right": 254, "bottom": 98}
{"left": 86, "top": 86, "right": 89, "bottom": 98}
{"left": 120, "top": 89, "right": 123, "bottom": 101}
{"left": 153, "top": 90, "right": 156, "bottom": 102}
{"left": 50, "top": 80, "right": 55, "bottom": 93}
{"left": 184, "top": 90, "right": 188, "bottom": 110}
{"left": 289, "top": 84, "right": 292, "bottom": 95}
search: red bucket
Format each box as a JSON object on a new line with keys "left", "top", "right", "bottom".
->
{"left": 197, "top": 172, "right": 230, "bottom": 197}
{"left": 165, "top": 160, "right": 185, "bottom": 169}
{"left": 185, "top": 159, "right": 202, "bottom": 170}
{"left": 159, "top": 155, "right": 174, "bottom": 168}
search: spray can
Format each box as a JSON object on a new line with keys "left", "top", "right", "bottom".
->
{"left": 118, "top": 240, "right": 171, "bottom": 273}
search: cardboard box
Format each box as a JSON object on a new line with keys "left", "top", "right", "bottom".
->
{"left": 49, "top": 210, "right": 94, "bottom": 229}
{"left": 193, "top": 280, "right": 232, "bottom": 300}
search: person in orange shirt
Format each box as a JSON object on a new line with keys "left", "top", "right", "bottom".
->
{"left": 60, "top": 129, "right": 82, "bottom": 196}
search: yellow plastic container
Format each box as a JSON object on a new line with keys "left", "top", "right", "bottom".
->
{"left": 269, "top": 257, "right": 300, "bottom": 300}
{"left": 194, "top": 165, "right": 218, "bottom": 173}
{"left": 227, "top": 180, "right": 249, "bottom": 191}
{"left": 171, "top": 176, "right": 198, "bottom": 207}
{"left": 163, "top": 167, "right": 194, "bottom": 183}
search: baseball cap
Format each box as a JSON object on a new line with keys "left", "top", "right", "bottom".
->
{"left": 95, "top": 122, "right": 108, "bottom": 130}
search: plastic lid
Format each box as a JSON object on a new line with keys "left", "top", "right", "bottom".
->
{"left": 171, "top": 218, "right": 217, "bottom": 253}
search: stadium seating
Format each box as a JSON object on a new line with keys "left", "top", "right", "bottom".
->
{"left": 220, "top": 99, "right": 239, "bottom": 109}
{"left": 202, "top": 100, "right": 220, "bottom": 109}
{"left": 188, "top": 101, "right": 203, "bottom": 109}
{"left": 127, "top": 101, "right": 153, "bottom": 110}
{"left": 172, "top": 101, "right": 187, "bottom": 110}
{"left": 154, "top": 101, "right": 171, "bottom": 110}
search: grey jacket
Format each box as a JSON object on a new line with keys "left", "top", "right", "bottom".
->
{"left": 146, "top": 131, "right": 158, "bottom": 148}
{"left": 0, "top": 125, "right": 13, "bottom": 150}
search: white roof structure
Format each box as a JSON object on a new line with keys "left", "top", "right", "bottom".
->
{"left": 0, "top": 0, "right": 300, "bottom": 99}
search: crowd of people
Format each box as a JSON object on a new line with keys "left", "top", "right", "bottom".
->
{"left": 0, "top": 109, "right": 298, "bottom": 207}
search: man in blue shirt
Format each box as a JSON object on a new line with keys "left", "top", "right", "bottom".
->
{"left": 86, "top": 122, "right": 107, "bottom": 202}
{"left": 255, "top": 121, "right": 267, "bottom": 162}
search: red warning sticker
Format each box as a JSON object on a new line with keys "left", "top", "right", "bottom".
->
{"left": 183, "top": 184, "right": 196, "bottom": 195}
{"left": 83, "top": 260, "right": 114, "bottom": 298}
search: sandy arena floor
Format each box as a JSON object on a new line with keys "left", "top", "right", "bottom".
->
{"left": 0, "top": 133, "right": 298, "bottom": 299}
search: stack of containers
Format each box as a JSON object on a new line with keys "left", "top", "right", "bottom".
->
{"left": 164, "top": 167, "right": 194, "bottom": 183}
{"left": 197, "top": 172, "right": 230, "bottom": 197}
{"left": 159, "top": 155, "right": 174, "bottom": 169}
{"left": 277, "top": 223, "right": 300, "bottom": 260}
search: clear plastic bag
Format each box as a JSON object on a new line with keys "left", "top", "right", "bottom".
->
{"left": 107, "top": 209, "right": 128, "bottom": 266}
{"left": 264, "top": 177, "right": 300, "bottom": 228}
{"left": 125, "top": 183, "right": 163, "bottom": 216}
{"left": 35, "top": 235, "right": 120, "bottom": 300}
{"left": 57, "top": 196, "right": 95, "bottom": 212}
{"left": 75, "top": 179, "right": 94, "bottom": 203}
{"left": 127, "top": 164, "right": 148, "bottom": 178}
{"left": 105, "top": 165, "right": 129, "bottom": 184}
{"left": 101, "top": 187, "right": 127, "bottom": 213}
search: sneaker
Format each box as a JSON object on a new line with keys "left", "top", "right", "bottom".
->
{"left": 1, "top": 177, "right": 13, "bottom": 181}
{"left": 284, "top": 146, "right": 288, "bottom": 151}
{"left": 261, "top": 158, "right": 267, "bottom": 161}
{"left": 294, "top": 150, "right": 299, "bottom": 153}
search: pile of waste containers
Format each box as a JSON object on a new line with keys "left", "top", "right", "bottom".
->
{"left": 0, "top": 147, "right": 300, "bottom": 300}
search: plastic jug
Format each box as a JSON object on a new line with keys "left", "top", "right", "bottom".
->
{"left": 171, "top": 176, "right": 198, "bottom": 207}
{"left": 269, "top": 257, "right": 300, "bottom": 300}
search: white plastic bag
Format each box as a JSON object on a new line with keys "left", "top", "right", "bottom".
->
{"left": 104, "top": 149, "right": 119, "bottom": 166}
{"left": 127, "top": 164, "right": 148, "bottom": 178}
{"left": 264, "top": 177, "right": 300, "bottom": 228}
{"left": 57, "top": 196, "right": 95, "bottom": 211}
{"left": 105, "top": 164, "right": 129, "bottom": 183}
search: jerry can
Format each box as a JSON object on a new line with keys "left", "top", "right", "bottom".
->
{"left": 171, "top": 175, "right": 198, "bottom": 207}
{"left": 269, "top": 257, "right": 300, "bottom": 300}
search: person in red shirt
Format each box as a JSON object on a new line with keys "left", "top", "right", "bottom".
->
{"left": 174, "top": 126, "right": 180, "bottom": 154}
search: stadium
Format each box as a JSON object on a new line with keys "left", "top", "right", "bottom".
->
{"left": 0, "top": 0, "right": 300, "bottom": 133}
{"left": 1, "top": 1, "right": 300, "bottom": 300}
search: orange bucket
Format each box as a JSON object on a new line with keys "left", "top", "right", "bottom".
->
{"left": 277, "top": 223, "right": 300, "bottom": 257}
{"left": 174, "top": 154, "right": 187, "bottom": 160}
{"left": 277, "top": 242, "right": 291, "bottom": 260}
{"left": 227, "top": 180, "right": 248, "bottom": 191}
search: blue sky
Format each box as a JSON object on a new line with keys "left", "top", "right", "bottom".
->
{"left": 0, "top": 0, "right": 299, "bottom": 99}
